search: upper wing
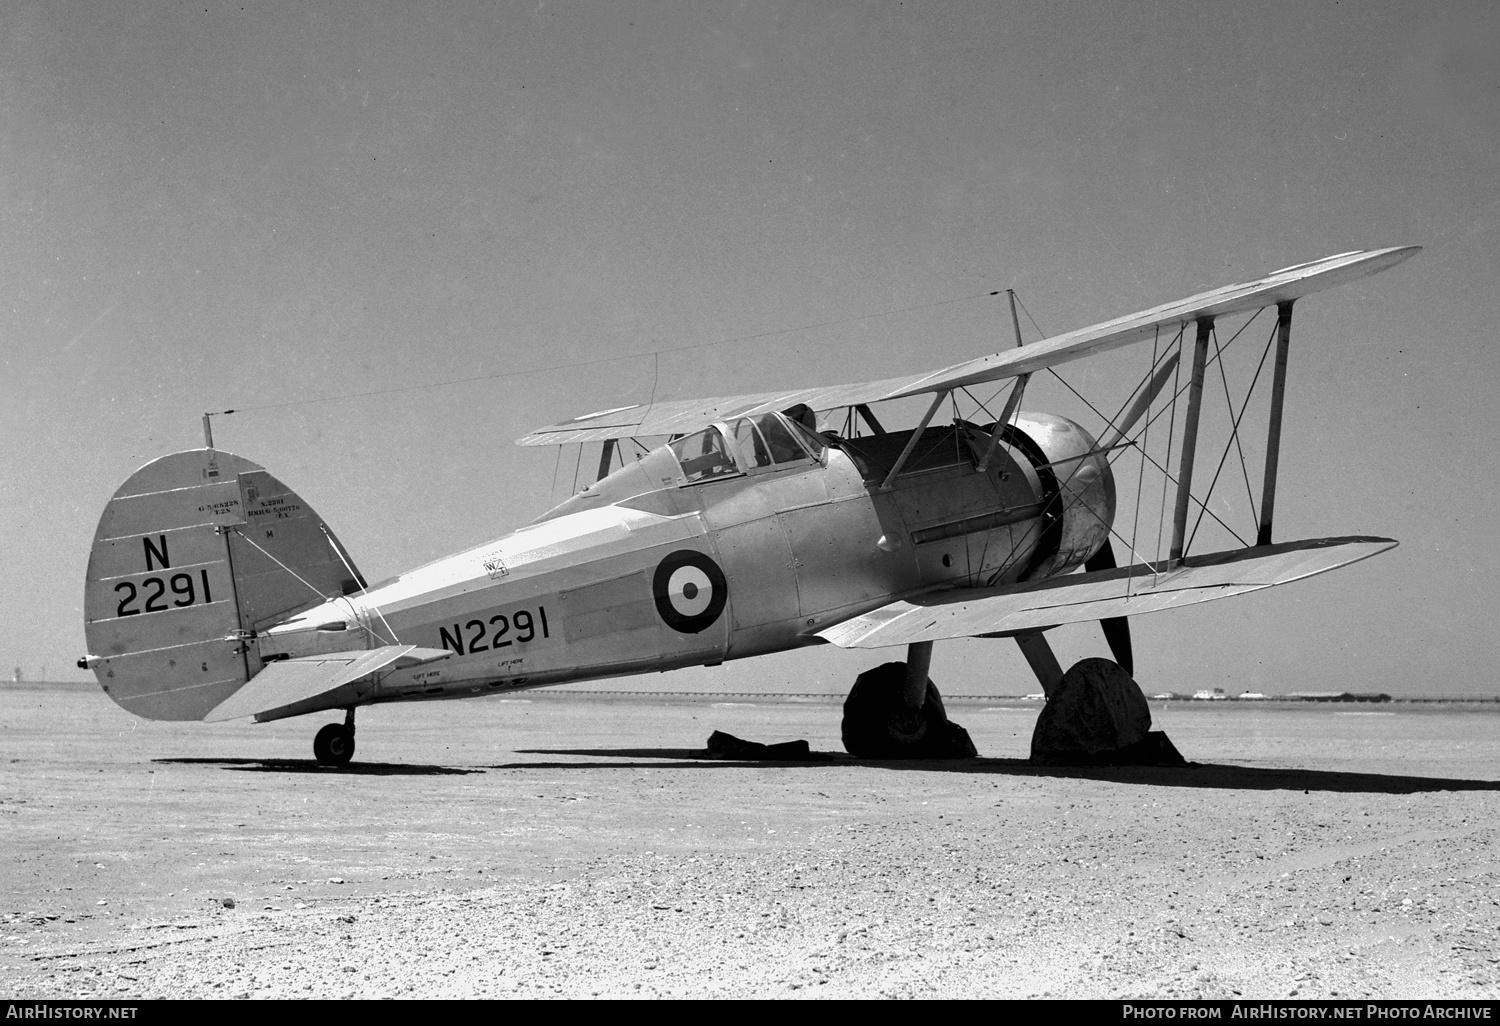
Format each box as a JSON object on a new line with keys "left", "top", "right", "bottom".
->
{"left": 815, "top": 536, "right": 1396, "bottom": 649}
{"left": 518, "top": 247, "right": 1419, "bottom": 447}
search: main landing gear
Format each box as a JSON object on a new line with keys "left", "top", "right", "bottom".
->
{"left": 313, "top": 708, "right": 356, "bottom": 767}
{"left": 841, "top": 642, "right": 978, "bottom": 759}
{"left": 839, "top": 635, "right": 1185, "bottom": 764}
{"left": 1017, "top": 633, "right": 1185, "bottom": 766}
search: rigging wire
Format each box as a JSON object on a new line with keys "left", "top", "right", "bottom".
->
{"left": 320, "top": 524, "right": 400, "bottom": 646}
{"left": 208, "top": 289, "right": 1002, "bottom": 418}
{"left": 989, "top": 337, "right": 1250, "bottom": 590}
{"left": 978, "top": 381, "right": 1009, "bottom": 415}
{"left": 959, "top": 386, "right": 993, "bottom": 423}
{"left": 1107, "top": 422, "right": 1249, "bottom": 548}
{"left": 1013, "top": 290, "right": 1148, "bottom": 443}
{"left": 1128, "top": 310, "right": 1264, "bottom": 446}
{"left": 1207, "top": 323, "right": 1258, "bottom": 528}
{"left": 1012, "top": 292, "right": 1046, "bottom": 340}
{"left": 1230, "top": 323, "right": 1278, "bottom": 524}
{"left": 1185, "top": 318, "right": 1279, "bottom": 553}
{"left": 973, "top": 307, "right": 1187, "bottom": 584}
{"left": 229, "top": 527, "right": 398, "bottom": 648}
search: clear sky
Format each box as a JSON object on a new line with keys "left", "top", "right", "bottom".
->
{"left": 3, "top": 1, "right": 1497, "bottom": 697}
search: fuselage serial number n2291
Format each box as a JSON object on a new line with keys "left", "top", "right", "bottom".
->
{"left": 438, "top": 606, "right": 551, "bottom": 656}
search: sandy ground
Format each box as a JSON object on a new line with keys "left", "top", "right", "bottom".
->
{"left": 3, "top": 685, "right": 1499, "bottom": 1000}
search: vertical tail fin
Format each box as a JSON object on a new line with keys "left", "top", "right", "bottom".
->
{"left": 83, "top": 449, "right": 364, "bottom": 720}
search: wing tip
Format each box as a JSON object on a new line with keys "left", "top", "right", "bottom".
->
{"left": 1269, "top": 245, "right": 1421, "bottom": 278}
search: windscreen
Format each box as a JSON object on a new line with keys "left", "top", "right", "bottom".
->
{"left": 669, "top": 427, "right": 738, "bottom": 482}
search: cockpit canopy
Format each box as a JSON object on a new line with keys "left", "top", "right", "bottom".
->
{"left": 669, "top": 411, "right": 825, "bottom": 483}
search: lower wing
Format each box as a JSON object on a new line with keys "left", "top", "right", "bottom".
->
{"left": 816, "top": 536, "right": 1395, "bottom": 649}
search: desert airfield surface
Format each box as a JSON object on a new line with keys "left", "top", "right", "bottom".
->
{"left": 3, "top": 685, "right": 1500, "bottom": 1000}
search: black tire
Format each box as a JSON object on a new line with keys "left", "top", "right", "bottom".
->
{"left": 313, "top": 723, "right": 355, "bottom": 767}
{"left": 841, "top": 662, "right": 975, "bottom": 759}
{"left": 1029, "top": 657, "right": 1153, "bottom": 765}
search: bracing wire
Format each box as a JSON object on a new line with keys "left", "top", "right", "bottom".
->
{"left": 1213, "top": 319, "right": 1269, "bottom": 525}
{"left": 209, "top": 289, "right": 1002, "bottom": 417}
{"left": 1012, "top": 293, "right": 1046, "bottom": 340}
{"left": 1106, "top": 428, "right": 1249, "bottom": 548}
{"left": 979, "top": 381, "right": 1009, "bottom": 414}
{"left": 959, "top": 385, "right": 995, "bottom": 423}
{"left": 1044, "top": 367, "right": 1119, "bottom": 435}
{"left": 1012, "top": 292, "right": 1188, "bottom": 449}
{"left": 232, "top": 528, "right": 401, "bottom": 647}
{"left": 968, "top": 299, "right": 1270, "bottom": 586}
{"left": 230, "top": 528, "right": 325, "bottom": 603}
{"left": 320, "top": 524, "right": 400, "bottom": 646}
{"left": 993, "top": 335, "right": 1188, "bottom": 581}
{"left": 1233, "top": 324, "right": 1281, "bottom": 523}
{"left": 1129, "top": 310, "right": 1265, "bottom": 444}
{"left": 1185, "top": 319, "right": 1279, "bottom": 552}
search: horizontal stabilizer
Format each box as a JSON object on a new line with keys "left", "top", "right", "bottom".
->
{"left": 205, "top": 645, "right": 447, "bottom": 723}
{"left": 816, "top": 537, "right": 1396, "bottom": 649}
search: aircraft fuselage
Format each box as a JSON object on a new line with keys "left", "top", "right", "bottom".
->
{"left": 260, "top": 414, "right": 1114, "bottom": 714}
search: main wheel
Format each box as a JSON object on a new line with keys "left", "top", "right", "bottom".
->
{"left": 313, "top": 723, "right": 355, "bottom": 767}
{"left": 1029, "top": 657, "right": 1183, "bottom": 765}
{"left": 841, "top": 662, "right": 977, "bottom": 759}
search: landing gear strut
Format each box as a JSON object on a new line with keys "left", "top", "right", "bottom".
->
{"left": 313, "top": 708, "right": 356, "bottom": 767}
{"left": 841, "top": 643, "right": 977, "bottom": 759}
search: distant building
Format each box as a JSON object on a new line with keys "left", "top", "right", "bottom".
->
{"left": 1284, "top": 691, "right": 1391, "bottom": 703}
{"left": 1237, "top": 692, "right": 1269, "bottom": 700}
{"left": 1191, "top": 688, "right": 1228, "bottom": 701}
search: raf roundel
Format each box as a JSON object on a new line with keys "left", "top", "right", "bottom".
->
{"left": 652, "top": 550, "right": 728, "bottom": 634}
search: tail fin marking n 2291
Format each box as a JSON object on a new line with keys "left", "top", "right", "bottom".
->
{"left": 83, "top": 449, "right": 366, "bottom": 721}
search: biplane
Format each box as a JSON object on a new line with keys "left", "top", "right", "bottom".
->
{"left": 79, "top": 247, "right": 1418, "bottom": 765}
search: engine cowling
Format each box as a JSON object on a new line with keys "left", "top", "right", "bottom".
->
{"left": 1001, "top": 413, "right": 1115, "bottom": 580}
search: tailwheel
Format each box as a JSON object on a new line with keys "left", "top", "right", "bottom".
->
{"left": 313, "top": 715, "right": 356, "bottom": 767}
{"left": 841, "top": 661, "right": 977, "bottom": 759}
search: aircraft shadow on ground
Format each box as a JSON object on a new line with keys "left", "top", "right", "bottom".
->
{"left": 153, "top": 757, "right": 480, "bottom": 777}
{"left": 510, "top": 749, "right": 1500, "bottom": 795}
